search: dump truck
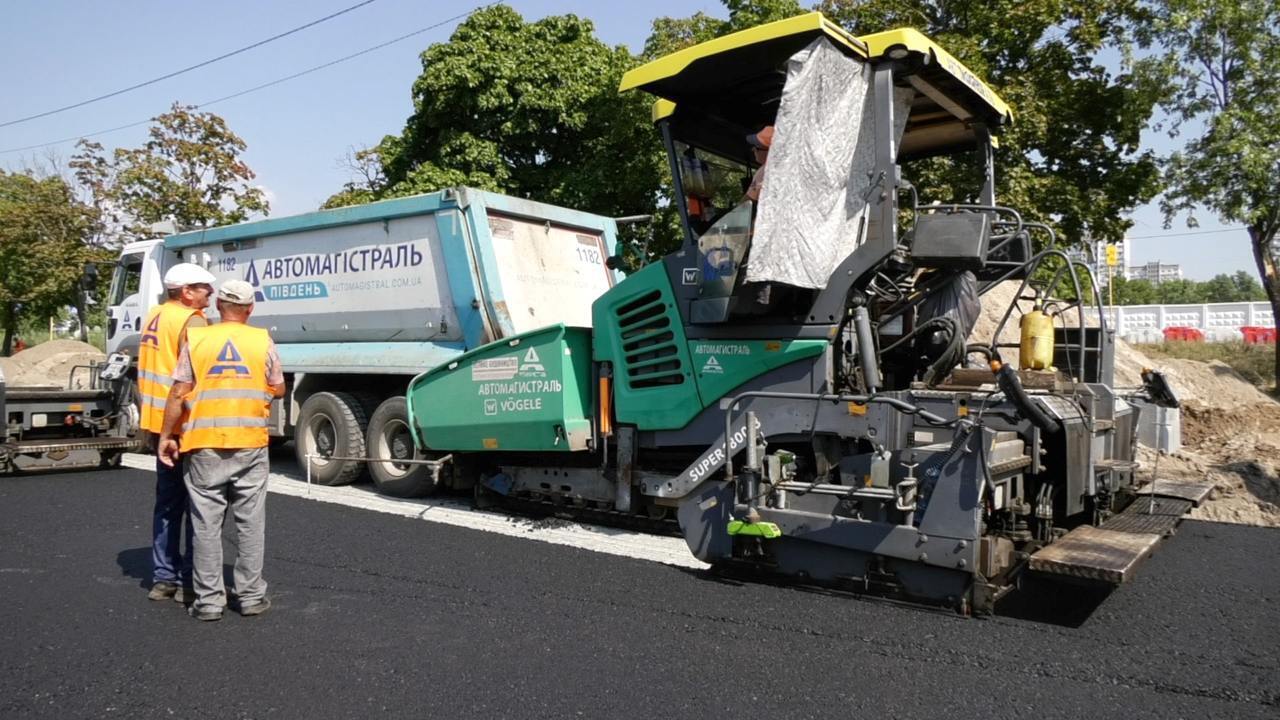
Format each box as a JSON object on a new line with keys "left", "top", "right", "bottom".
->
{"left": 106, "top": 188, "right": 621, "bottom": 494}
{"left": 404, "top": 14, "right": 1192, "bottom": 613}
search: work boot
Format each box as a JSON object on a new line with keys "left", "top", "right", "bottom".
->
{"left": 238, "top": 598, "right": 271, "bottom": 617}
{"left": 188, "top": 605, "right": 223, "bottom": 622}
{"left": 172, "top": 583, "right": 194, "bottom": 604}
{"left": 147, "top": 581, "right": 178, "bottom": 601}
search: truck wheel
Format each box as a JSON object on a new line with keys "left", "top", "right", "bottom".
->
{"left": 295, "top": 391, "right": 368, "bottom": 486}
{"left": 367, "top": 396, "right": 440, "bottom": 497}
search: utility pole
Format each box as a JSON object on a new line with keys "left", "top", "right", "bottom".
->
{"left": 1106, "top": 243, "right": 1117, "bottom": 307}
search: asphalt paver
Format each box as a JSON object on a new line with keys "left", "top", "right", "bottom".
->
{"left": 2, "top": 469, "right": 1277, "bottom": 718}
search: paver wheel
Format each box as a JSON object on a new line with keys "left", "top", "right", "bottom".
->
{"left": 294, "top": 391, "right": 368, "bottom": 486}
{"left": 367, "top": 396, "right": 441, "bottom": 498}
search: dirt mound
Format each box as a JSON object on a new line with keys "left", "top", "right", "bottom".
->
{"left": 1159, "top": 359, "right": 1272, "bottom": 410}
{"left": 1136, "top": 401, "right": 1280, "bottom": 528}
{"left": 3, "top": 340, "right": 105, "bottom": 389}
{"left": 972, "top": 281, "right": 1026, "bottom": 368}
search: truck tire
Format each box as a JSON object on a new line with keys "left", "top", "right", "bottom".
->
{"left": 295, "top": 391, "right": 368, "bottom": 486}
{"left": 367, "top": 396, "right": 440, "bottom": 497}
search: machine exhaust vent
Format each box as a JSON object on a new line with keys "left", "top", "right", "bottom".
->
{"left": 616, "top": 290, "right": 684, "bottom": 388}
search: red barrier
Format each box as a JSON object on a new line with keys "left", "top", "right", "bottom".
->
{"left": 1241, "top": 326, "right": 1277, "bottom": 344}
{"left": 1163, "top": 326, "right": 1204, "bottom": 342}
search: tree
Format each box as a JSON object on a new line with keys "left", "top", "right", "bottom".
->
{"left": 1199, "top": 271, "right": 1267, "bottom": 303}
{"left": 72, "top": 103, "right": 268, "bottom": 234}
{"left": 336, "top": 6, "right": 665, "bottom": 226}
{"left": 322, "top": 145, "right": 385, "bottom": 210}
{"left": 1109, "top": 275, "right": 1157, "bottom": 305}
{"left": 329, "top": 3, "right": 808, "bottom": 258}
{"left": 643, "top": 0, "right": 805, "bottom": 58}
{"left": 1143, "top": 0, "right": 1280, "bottom": 381}
{"left": 0, "top": 170, "right": 105, "bottom": 354}
{"left": 1153, "top": 277, "right": 1203, "bottom": 304}
{"left": 817, "top": 0, "right": 1164, "bottom": 247}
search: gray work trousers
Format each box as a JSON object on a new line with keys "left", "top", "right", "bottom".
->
{"left": 184, "top": 447, "right": 269, "bottom": 612}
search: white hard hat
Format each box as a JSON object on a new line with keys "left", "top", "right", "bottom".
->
{"left": 163, "top": 263, "right": 217, "bottom": 289}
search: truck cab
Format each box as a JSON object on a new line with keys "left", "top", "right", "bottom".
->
{"left": 105, "top": 238, "right": 165, "bottom": 357}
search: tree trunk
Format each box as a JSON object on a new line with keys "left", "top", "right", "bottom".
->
{"left": 1, "top": 302, "right": 13, "bottom": 357}
{"left": 73, "top": 294, "right": 89, "bottom": 343}
{"left": 1248, "top": 225, "right": 1280, "bottom": 388}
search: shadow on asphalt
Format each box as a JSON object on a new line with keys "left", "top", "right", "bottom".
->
{"left": 116, "top": 547, "right": 151, "bottom": 589}
{"left": 675, "top": 563, "right": 1114, "bottom": 626}
{"left": 995, "top": 575, "right": 1113, "bottom": 627}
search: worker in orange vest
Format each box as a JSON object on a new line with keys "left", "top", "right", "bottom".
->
{"left": 137, "top": 263, "right": 215, "bottom": 602}
{"left": 158, "top": 279, "right": 285, "bottom": 622}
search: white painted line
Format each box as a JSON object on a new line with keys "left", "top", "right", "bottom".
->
{"left": 122, "top": 453, "right": 707, "bottom": 570}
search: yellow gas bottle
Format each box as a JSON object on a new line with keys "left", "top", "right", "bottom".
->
{"left": 1019, "top": 303, "right": 1055, "bottom": 370}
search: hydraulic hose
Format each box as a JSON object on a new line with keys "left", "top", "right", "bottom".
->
{"left": 991, "top": 360, "right": 1059, "bottom": 434}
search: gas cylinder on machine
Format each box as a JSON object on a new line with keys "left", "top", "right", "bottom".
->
{"left": 1019, "top": 301, "right": 1055, "bottom": 370}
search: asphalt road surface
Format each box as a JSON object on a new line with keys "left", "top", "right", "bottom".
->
{"left": 2, "top": 468, "right": 1277, "bottom": 719}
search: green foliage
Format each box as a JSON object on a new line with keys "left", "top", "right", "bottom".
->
{"left": 817, "top": 0, "right": 1164, "bottom": 246}
{"left": 329, "top": 1, "right": 1167, "bottom": 260}
{"left": 72, "top": 103, "right": 268, "bottom": 233}
{"left": 1142, "top": 0, "right": 1280, "bottom": 379}
{"left": 363, "top": 6, "right": 666, "bottom": 222}
{"left": 644, "top": 0, "right": 805, "bottom": 57}
{"left": 1106, "top": 271, "right": 1267, "bottom": 304}
{"left": 329, "top": 3, "right": 808, "bottom": 257}
{"left": 0, "top": 170, "right": 106, "bottom": 354}
{"left": 1108, "top": 275, "right": 1157, "bottom": 305}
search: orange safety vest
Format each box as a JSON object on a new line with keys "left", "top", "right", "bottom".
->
{"left": 137, "top": 301, "right": 203, "bottom": 433}
{"left": 180, "top": 323, "right": 273, "bottom": 452}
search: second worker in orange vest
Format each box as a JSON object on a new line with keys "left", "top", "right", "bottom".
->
{"left": 158, "top": 279, "right": 285, "bottom": 622}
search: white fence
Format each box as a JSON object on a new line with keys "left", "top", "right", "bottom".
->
{"left": 1103, "top": 302, "right": 1274, "bottom": 343}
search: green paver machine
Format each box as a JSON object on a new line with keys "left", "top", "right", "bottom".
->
{"left": 407, "top": 13, "right": 1191, "bottom": 613}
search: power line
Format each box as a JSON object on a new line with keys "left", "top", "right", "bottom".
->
{"left": 0, "top": 4, "right": 495, "bottom": 156}
{"left": 1127, "top": 226, "right": 1247, "bottom": 239}
{"left": 0, "top": 0, "right": 380, "bottom": 129}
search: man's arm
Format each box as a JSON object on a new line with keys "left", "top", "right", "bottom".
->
{"left": 157, "top": 343, "right": 196, "bottom": 467}
{"left": 266, "top": 340, "right": 286, "bottom": 398}
{"left": 156, "top": 380, "right": 193, "bottom": 467}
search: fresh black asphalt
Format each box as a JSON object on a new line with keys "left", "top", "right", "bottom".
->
{"left": 1, "top": 468, "right": 1277, "bottom": 719}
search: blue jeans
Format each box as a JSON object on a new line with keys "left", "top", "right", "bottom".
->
{"left": 151, "top": 456, "right": 193, "bottom": 584}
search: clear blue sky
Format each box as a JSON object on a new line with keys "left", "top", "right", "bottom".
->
{"left": 0, "top": 0, "right": 1255, "bottom": 279}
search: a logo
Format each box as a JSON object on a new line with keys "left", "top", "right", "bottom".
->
{"left": 702, "top": 356, "right": 723, "bottom": 375}
{"left": 518, "top": 347, "right": 546, "bottom": 378}
{"left": 242, "top": 261, "right": 268, "bottom": 303}
{"left": 483, "top": 399, "right": 498, "bottom": 416}
{"left": 682, "top": 268, "right": 700, "bottom": 286}
{"left": 207, "top": 339, "right": 250, "bottom": 377}
{"left": 139, "top": 314, "right": 160, "bottom": 348}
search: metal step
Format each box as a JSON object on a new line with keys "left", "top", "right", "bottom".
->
{"left": 1131, "top": 478, "right": 1215, "bottom": 506}
{"left": 1028, "top": 493, "right": 1196, "bottom": 585}
{"left": 1103, "top": 497, "right": 1193, "bottom": 535}
{"left": 1028, "top": 525, "right": 1162, "bottom": 584}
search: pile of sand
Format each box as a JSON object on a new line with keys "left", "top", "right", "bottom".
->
{"left": 0, "top": 340, "right": 106, "bottom": 389}
{"left": 975, "top": 281, "right": 1280, "bottom": 527}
